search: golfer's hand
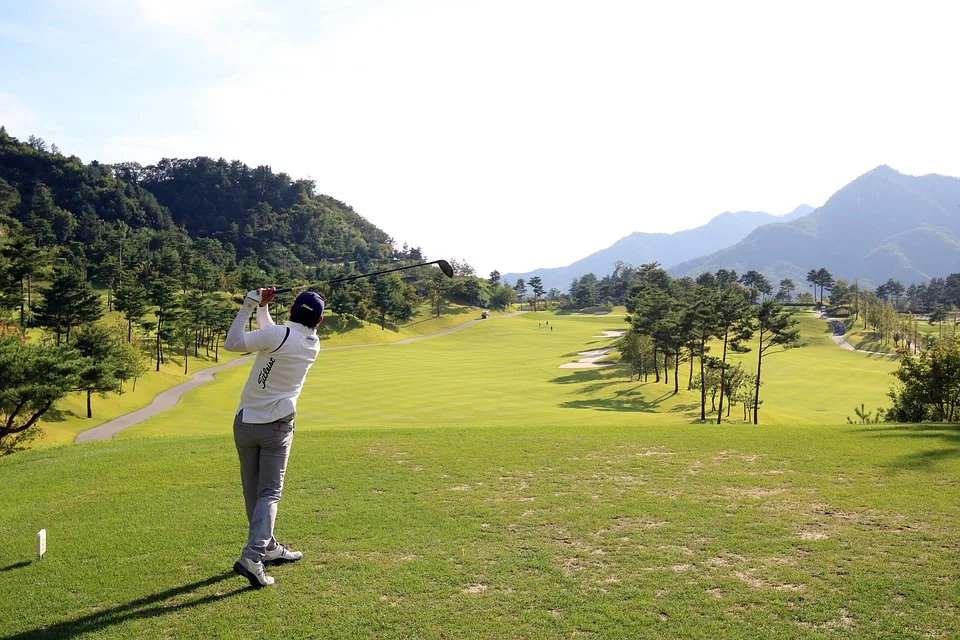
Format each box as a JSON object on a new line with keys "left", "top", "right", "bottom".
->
{"left": 259, "top": 287, "right": 277, "bottom": 307}
{"left": 243, "top": 290, "right": 262, "bottom": 311}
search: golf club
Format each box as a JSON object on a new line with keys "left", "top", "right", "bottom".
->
{"left": 273, "top": 259, "right": 454, "bottom": 294}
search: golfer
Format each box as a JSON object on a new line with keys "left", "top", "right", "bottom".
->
{"left": 223, "top": 287, "right": 323, "bottom": 588}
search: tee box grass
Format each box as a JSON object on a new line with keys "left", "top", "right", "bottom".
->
{"left": 2, "top": 422, "right": 957, "bottom": 638}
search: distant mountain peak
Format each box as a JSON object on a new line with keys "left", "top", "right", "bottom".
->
{"left": 669, "top": 166, "right": 960, "bottom": 287}
{"left": 783, "top": 204, "right": 815, "bottom": 220}
{"left": 864, "top": 164, "right": 900, "bottom": 178}
{"left": 502, "top": 208, "right": 793, "bottom": 291}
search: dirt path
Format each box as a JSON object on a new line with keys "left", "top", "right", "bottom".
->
{"left": 74, "top": 311, "right": 525, "bottom": 443}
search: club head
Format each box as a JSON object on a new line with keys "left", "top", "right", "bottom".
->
{"left": 436, "top": 259, "right": 454, "bottom": 278}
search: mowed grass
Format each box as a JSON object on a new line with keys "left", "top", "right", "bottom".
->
{"left": 123, "top": 310, "right": 897, "bottom": 438}
{"left": 29, "top": 301, "right": 486, "bottom": 447}
{"left": 2, "top": 422, "right": 958, "bottom": 638}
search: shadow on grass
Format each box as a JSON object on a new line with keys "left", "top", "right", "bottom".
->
{"left": 558, "top": 387, "right": 680, "bottom": 413}
{"left": 0, "top": 560, "right": 31, "bottom": 572}
{"left": 550, "top": 369, "right": 613, "bottom": 385}
{"left": 37, "top": 406, "right": 75, "bottom": 423}
{"left": 857, "top": 424, "right": 960, "bottom": 470}
{"left": 6, "top": 571, "right": 242, "bottom": 640}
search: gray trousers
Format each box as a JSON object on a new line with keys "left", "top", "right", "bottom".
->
{"left": 233, "top": 410, "right": 295, "bottom": 561}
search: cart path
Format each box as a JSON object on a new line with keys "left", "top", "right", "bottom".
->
{"left": 74, "top": 311, "right": 525, "bottom": 443}
{"left": 815, "top": 311, "right": 905, "bottom": 356}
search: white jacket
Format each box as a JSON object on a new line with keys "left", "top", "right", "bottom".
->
{"left": 224, "top": 303, "right": 320, "bottom": 424}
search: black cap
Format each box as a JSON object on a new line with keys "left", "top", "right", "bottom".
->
{"left": 292, "top": 291, "right": 324, "bottom": 325}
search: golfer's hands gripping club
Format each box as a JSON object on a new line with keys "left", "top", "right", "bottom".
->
{"left": 243, "top": 288, "right": 277, "bottom": 311}
{"left": 259, "top": 287, "right": 277, "bottom": 307}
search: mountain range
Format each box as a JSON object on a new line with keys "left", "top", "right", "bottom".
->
{"left": 669, "top": 166, "right": 960, "bottom": 287}
{"left": 503, "top": 205, "right": 814, "bottom": 292}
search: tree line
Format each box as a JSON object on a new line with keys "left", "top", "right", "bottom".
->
{"left": 610, "top": 263, "right": 803, "bottom": 425}
{"left": 559, "top": 260, "right": 960, "bottom": 425}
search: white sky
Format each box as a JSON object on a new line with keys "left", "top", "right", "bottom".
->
{"left": 3, "top": 0, "right": 960, "bottom": 275}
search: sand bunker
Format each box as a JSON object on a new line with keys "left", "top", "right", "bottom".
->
{"left": 593, "top": 330, "right": 626, "bottom": 338}
{"left": 560, "top": 348, "right": 613, "bottom": 369}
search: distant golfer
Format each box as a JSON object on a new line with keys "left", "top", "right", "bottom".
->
{"left": 223, "top": 287, "right": 323, "bottom": 588}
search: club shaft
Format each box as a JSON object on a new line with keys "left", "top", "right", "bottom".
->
{"left": 274, "top": 260, "right": 448, "bottom": 294}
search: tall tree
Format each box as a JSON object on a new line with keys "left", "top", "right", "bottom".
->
{"left": 828, "top": 278, "right": 852, "bottom": 308}
{"left": 114, "top": 272, "right": 148, "bottom": 342}
{"left": 487, "top": 270, "right": 501, "bottom": 287}
{"left": 752, "top": 301, "right": 803, "bottom": 424}
{"left": 715, "top": 269, "right": 738, "bottom": 290}
{"left": 775, "top": 278, "right": 796, "bottom": 304}
{"left": 0, "top": 224, "right": 43, "bottom": 328}
{"left": 429, "top": 269, "right": 450, "bottom": 317}
{"left": 714, "top": 288, "right": 755, "bottom": 424}
{"left": 149, "top": 277, "right": 180, "bottom": 370}
{"left": 617, "top": 329, "right": 653, "bottom": 381}
{"left": 570, "top": 273, "right": 598, "bottom": 308}
{"left": 689, "top": 285, "right": 719, "bottom": 420}
{"left": 372, "top": 274, "right": 408, "bottom": 330}
{"left": 816, "top": 268, "right": 834, "bottom": 304}
{"left": 626, "top": 284, "right": 672, "bottom": 384}
{"left": 805, "top": 269, "right": 819, "bottom": 304}
{"left": 739, "top": 270, "right": 770, "bottom": 303}
{"left": 513, "top": 278, "right": 527, "bottom": 306}
{"left": 528, "top": 276, "right": 545, "bottom": 311}
{"left": 72, "top": 325, "right": 133, "bottom": 418}
{"left": 34, "top": 265, "right": 103, "bottom": 345}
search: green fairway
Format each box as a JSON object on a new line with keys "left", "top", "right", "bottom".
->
{"left": 2, "top": 422, "right": 958, "bottom": 638}
{"left": 122, "top": 310, "right": 897, "bottom": 438}
{"left": 29, "top": 301, "right": 488, "bottom": 447}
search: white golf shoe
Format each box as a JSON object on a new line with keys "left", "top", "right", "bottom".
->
{"left": 233, "top": 556, "right": 275, "bottom": 589}
{"left": 262, "top": 542, "right": 303, "bottom": 565}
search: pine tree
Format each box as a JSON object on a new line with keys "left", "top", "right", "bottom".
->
{"left": 114, "top": 273, "right": 148, "bottom": 342}
{"left": 34, "top": 265, "right": 103, "bottom": 345}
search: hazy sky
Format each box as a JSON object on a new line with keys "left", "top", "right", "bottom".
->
{"left": 3, "top": 0, "right": 960, "bottom": 275}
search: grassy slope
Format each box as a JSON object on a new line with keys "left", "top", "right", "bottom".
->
{"left": 122, "top": 310, "right": 896, "bottom": 439}
{"left": 2, "top": 423, "right": 957, "bottom": 639}
{"left": 842, "top": 315, "right": 951, "bottom": 353}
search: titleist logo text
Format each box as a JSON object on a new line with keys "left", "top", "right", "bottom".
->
{"left": 258, "top": 357, "right": 276, "bottom": 388}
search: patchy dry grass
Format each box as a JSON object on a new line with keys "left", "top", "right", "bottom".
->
{"left": 3, "top": 422, "right": 957, "bottom": 638}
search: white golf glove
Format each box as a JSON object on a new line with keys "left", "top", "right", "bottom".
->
{"left": 243, "top": 290, "right": 262, "bottom": 311}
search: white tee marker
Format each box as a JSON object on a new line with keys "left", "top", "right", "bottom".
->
{"left": 36, "top": 529, "right": 46, "bottom": 559}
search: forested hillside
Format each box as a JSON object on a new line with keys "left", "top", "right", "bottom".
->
{"left": 1, "top": 127, "right": 525, "bottom": 453}
{"left": 0, "top": 127, "right": 394, "bottom": 286}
